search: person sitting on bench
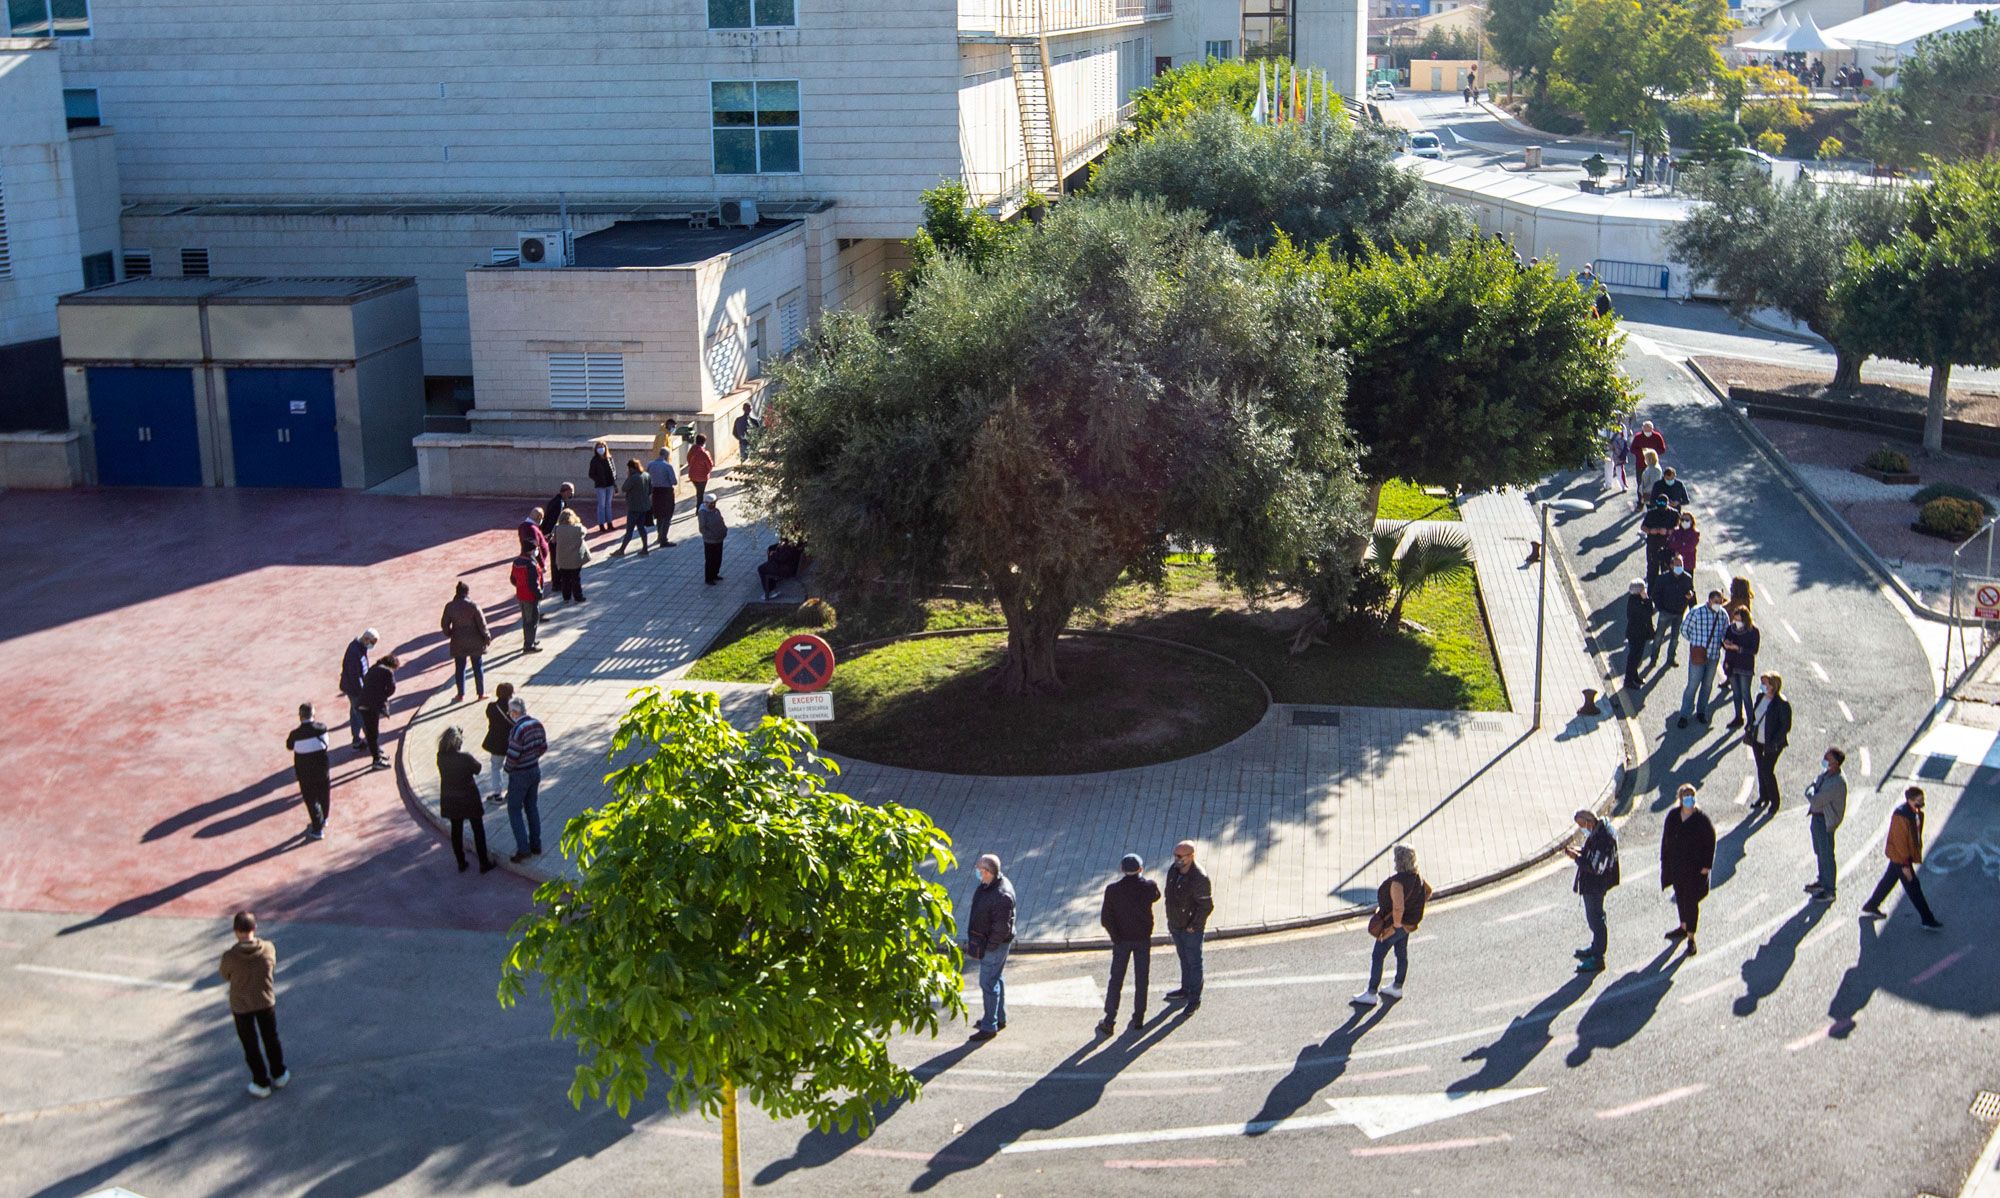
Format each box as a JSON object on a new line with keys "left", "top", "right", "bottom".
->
{"left": 759, "top": 541, "right": 806, "bottom": 601}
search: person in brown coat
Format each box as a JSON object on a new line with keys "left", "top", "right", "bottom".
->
{"left": 218, "top": 911, "right": 288, "bottom": 1098}
{"left": 1861, "top": 787, "right": 1943, "bottom": 929}
{"left": 439, "top": 581, "right": 491, "bottom": 702}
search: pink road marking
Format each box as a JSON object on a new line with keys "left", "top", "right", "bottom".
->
{"left": 1786, "top": 1019, "right": 1854, "bottom": 1052}
{"left": 1351, "top": 1133, "right": 1512, "bottom": 1157}
{"left": 1595, "top": 1084, "right": 1707, "bottom": 1120}
{"left": 1105, "top": 1158, "right": 1247, "bottom": 1169}
{"left": 1910, "top": 945, "right": 1973, "bottom": 986}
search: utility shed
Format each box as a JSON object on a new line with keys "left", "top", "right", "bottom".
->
{"left": 58, "top": 276, "right": 423, "bottom": 488}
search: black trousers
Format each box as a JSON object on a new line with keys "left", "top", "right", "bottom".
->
{"left": 654, "top": 502, "right": 675, "bottom": 543}
{"left": 1624, "top": 637, "right": 1651, "bottom": 687}
{"left": 1752, "top": 742, "right": 1784, "bottom": 809}
{"left": 233, "top": 1007, "right": 285, "bottom": 1086}
{"left": 298, "top": 775, "right": 330, "bottom": 830}
{"left": 617, "top": 512, "right": 652, "bottom": 552}
{"left": 692, "top": 480, "right": 708, "bottom": 508}
{"left": 1864, "top": 861, "right": 1939, "bottom": 923}
{"left": 704, "top": 541, "right": 724, "bottom": 582}
{"left": 1671, "top": 881, "right": 1706, "bottom": 935}
{"left": 1104, "top": 939, "right": 1150, "bottom": 1020}
{"left": 553, "top": 567, "right": 583, "bottom": 602}
{"left": 450, "top": 814, "right": 490, "bottom": 866}
{"left": 360, "top": 708, "right": 384, "bottom": 759}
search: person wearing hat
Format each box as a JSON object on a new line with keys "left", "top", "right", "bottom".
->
{"left": 698, "top": 493, "right": 729, "bottom": 585}
{"left": 1097, "top": 853, "right": 1160, "bottom": 1036}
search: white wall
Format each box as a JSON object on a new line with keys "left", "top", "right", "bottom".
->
{"left": 1296, "top": 0, "right": 1371, "bottom": 98}
{"left": 698, "top": 226, "right": 811, "bottom": 408}
{"left": 67, "top": 126, "right": 121, "bottom": 264}
{"left": 467, "top": 269, "right": 703, "bottom": 416}
{"left": 0, "top": 42, "right": 84, "bottom": 345}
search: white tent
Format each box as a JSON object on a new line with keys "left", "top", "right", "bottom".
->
{"left": 1775, "top": 14, "right": 1847, "bottom": 52}
{"left": 1823, "top": 2, "right": 2000, "bottom": 84}
{"left": 1739, "top": 12, "right": 1798, "bottom": 52}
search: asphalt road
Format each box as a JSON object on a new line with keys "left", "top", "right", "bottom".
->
{"left": 3, "top": 324, "right": 1996, "bottom": 1197}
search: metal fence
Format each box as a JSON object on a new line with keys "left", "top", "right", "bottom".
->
{"left": 1944, "top": 518, "right": 2000, "bottom": 698}
{"left": 1591, "top": 259, "right": 1671, "bottom": 295}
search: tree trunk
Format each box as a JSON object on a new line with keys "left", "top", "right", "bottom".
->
{"left": 1350, "top": 477, "right": 1389, "bottom": 563}
{"left": 1924, "top": 362, "right": 1950, "bottom": 455}
{"left": 1830, "top": 346, "right": 1865, "bottom": 391}
{"left": 720, "top": 1077, "right": 742, "bottom": 1198}
{"left": 991, "top": 583, "right": 1069, "bottom": 696}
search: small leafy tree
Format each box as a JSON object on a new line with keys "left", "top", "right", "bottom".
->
{"left": 1755, "top": 129, "right": 1787, "bottom": 156}
{"left": 1124, "top": 56, "right": 1304, "bottom": 139}
{"left": 1858, "top": 14, "right": 2000, "bottom": 166}
{"left": 896, "top": 181, "right": 1017, "bottom": 299}
{"left": 1552, "top": 0, "right": 1732, "bottom": 139}
{"left": 498, "top": 690, "right": 964, "bottom": 1196}
{"left": 1817, "top": 136, "right": 1846, "bottom": 162}
{"left": 1370, "top": 525, "right": 1475, "bottom": 631}
{"left": 1487, "top": 0, "right": 1561, "bottom": 98}
{"left": 1733, "top": 65, "right": 1810, "bottom": 139}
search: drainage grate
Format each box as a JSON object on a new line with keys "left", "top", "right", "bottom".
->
{"left": 1292, "top": 709, "right": 1341, "bottom": 727}
{"left": 1973, "top": 1090, "right": 2000, "bottom": 1121}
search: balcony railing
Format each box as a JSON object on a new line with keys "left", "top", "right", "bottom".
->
{"left": 1060, "top": 100, "right": 1136, "bottom": 173}
{"left": 960, "top": 0, "right": 1171, "bottom": 37}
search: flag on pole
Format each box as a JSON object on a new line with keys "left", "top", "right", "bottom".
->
{"left": 1253, "top": 62, "right": 1268, "bottom": 124}
{"left": 1292, "top": 65, "right": 1303, "bottom": 122}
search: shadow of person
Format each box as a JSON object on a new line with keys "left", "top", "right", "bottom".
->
{"left": 1824, "top": 914, "right": 1882, "bottom": 1039}
{"left": 754, "top": 1039, "right": 984, "bottom": 1185}
{"left": 1244, "top": 1003, "right": 1395, "bottom": 1132}
{"left": 908, "top": 1009, "right": 1189, "bottom": 1192}
{"left": 1733, "top": 899, "right": 1830, "bottom": 1017}
{"left": 1450, "top": 974, "right": 1598, "bottom": 1092}
{"left": 1707, "top": 806, "right": 1773, "bottom": 889}
{"left": 1566, "top": 946, "right": 1684, "bottom": 1066}
{"left": 58, "top": 836, "right": 309, "bottom": 935}
{"left": 142, "top": 767, "right": 299, "bottom": 842}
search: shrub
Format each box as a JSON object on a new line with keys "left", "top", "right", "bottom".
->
{"left": 1864, "top": 446, "right": 1911, "bottom": 473}
{"left": 1755, "top": 129, "right": 1787, "bottom": 156}
{"left": 1817, "top": 135, "right": 1846, "bottom": 161}
{"left": 1912, "top": 482, "right": 1997, "bottom": 516}
{"left": 1917, "top": 496, "right": 1986, "bottom": 539}
{"left": 796, "top": 597, "right": 836, "bottom": 627}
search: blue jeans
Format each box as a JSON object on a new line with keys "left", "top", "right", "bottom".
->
{"left": 1368, "top": 927, "right": 1409, "bottom": 990}
{"left": 505, "top": 765, "right": 542, "bottom": 855}
{"left": 453, "top": 654, "right": 484, "bottom": 698}
{"left": 1170, "top": 927, "right": 1205, "bottom": 1002}
{"left": 344, "top": 692, "right": 364, "bottom": 743}
{"left": 1581, "top": 891, "right": 1608, "bottom": 958}
{"left": 976, "top": 942, "right": 1010, "bottom": 1032}
{"left": 1810, "top": 813, "right": 1838, "bottom": 893}
{"left": 1680, "top": 660, "right": 1717, "bottom": 718}
{"left": 1729, "top": 669, "right": 1754, "bottom": 723}
{"left": 594, "top": 486, "right": 615, "bottom": 527}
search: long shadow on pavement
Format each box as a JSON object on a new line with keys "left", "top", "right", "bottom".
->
{"left": 1707, "top": 804, "right": 1776, "bottom": 889}
{"left": 1450, "top": 973, "right": 1598, "bottom": 1092}
{"left": 1566, "top": 946, "right": 1684, "bottom": 1066}
{"left": 1733, "top": 899, "right": 1829, "bottom": 1017}
{"left": 754, "top": 1039, "right": 984, "bottom": 1185}
{"left": 1244, "top": 1003, "right": 1396, "bottom": 1131}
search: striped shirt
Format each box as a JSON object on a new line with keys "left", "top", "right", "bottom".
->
{"left": 1682, "top": 604, "right": 1729, "bottom": 654}
{"left": 505, "top": 716, "right": 547, "bottom": 772}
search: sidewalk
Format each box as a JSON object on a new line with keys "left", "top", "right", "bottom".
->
{"left": 400, "top": 487, "right": 1629, "bottom": 946}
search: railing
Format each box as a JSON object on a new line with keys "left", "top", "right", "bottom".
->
{"left": 964, "top": 161, "right": 1032, "bottom": 211}
{"left": 960, "top": 0, "right": 1171, "bottom": 37}
{"left": 1061, "top": 100, "right": 1137, "bottom": 173}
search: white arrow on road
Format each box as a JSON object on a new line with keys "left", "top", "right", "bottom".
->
{"left": 964, "top": 973, "right": 1367, "bottom": 1009}
{"left": 999, "top": 1088, "right": 1543, "bottom": 1153}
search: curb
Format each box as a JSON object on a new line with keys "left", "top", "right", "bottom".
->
{"left": 394, "top": 694, "right": 551, "bottom": 891}
{"left": 1475, "top": 100, "right": 1623, "bottom": 149}
{"left": 1960, "top": 1109, "right": 2000, "bottom": 1198}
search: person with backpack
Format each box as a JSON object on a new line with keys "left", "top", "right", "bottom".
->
{"left": 1660, "top": 784, "right": 1715, "bottom": 955}
{"left": 1351, "top": 844, "right": 1430, "bottom": 1007}
{"left": 1565, "top": 809, "right": 1620, "bottom": 973}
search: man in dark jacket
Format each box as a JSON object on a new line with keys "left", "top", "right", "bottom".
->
{"left": 698, "top": 495, "right": 728, "bottom": 585}
{"left": 339, "top": 629, "right": 377, "bottom": 752}
{"left": 1861, "top": 786, "right": 1943, "bottom": 929}
{"left": 1097, "top": 853, "right": 1161, "bottom": 1035}
{"left": 219, "top": 911, "right": 287, "bottom": 1099}
{"left": 358, "top": 653, "right": 399, "bottom": 769}
{"left": 1650, "top": 560, "right": 1696, "bottom": 669}
{"left": 286, "top": 703, "right": 331, "bottom": 840}
{"left": 1640, "top": 495, "right": 1679, "bottom": 585}
{"left": 539, "top": 482, "right": 574, "bottom": 540}
{"left": 1650, "top": 465, "right": 1689, "bottom": 510}
{"left": 1564, "top": 809, "right": 1619, "bottom": 973}
{"left": 1623, "top": 581, "right": 1655, "bottom": 689}
{"left": 966, "top": 853, "right": 1017, "bottom": 1041}
{"left": 439, "top": 582, "right": 491, "bottom": 702}
{"left": 1162, "top": 840, "right": 1214, "bottom": 1012}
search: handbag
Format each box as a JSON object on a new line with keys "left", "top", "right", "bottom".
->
{"left": 1689, "top": 645, "right": 1708, "bottom": 666}
{"left": 1367, "top": 909, "right": 1394, "bottom": 939}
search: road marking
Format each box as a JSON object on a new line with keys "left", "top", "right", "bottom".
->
{"left": 1782, "top": 619, "right": 1802, "bottom": 644}
{"left": 1785, "top": 1021, "right": 1850, "bottom": 1052}
{"left": 1733, "top": 777, "right": 1754, "bottom": 807}
{"left": 1727, "top": 892, "right": 1770, "bottom": 920}
{"left": 1105, "top": 1158, "right": 1245, "bottom": 1169}
{"left": 972, "top": 973, "right": 1368, "bottom": 1008}
{"left": 998, "top": 1088, "right": 1543, "bottom": 1154}
{"left": 1838, "top": 700, "right": 1855, "bottom": 723}
{"left": 1911, "top": 946, "right": 1973, "bottom": 986}
{"left": 13, "top": 964, "right": 192, "bottom": 992}
{"left": 1351, "top": 1133, "right": 1512, "bottom": 1157}
{"left": 1489, "top": 902, "right": 1558, "bottom": 925}
{"left": 1345, "top": 1065, "right": 1431, "bottom": 1083}
{"left": 1712, "top": 564, "right": 1732, "bottom": 588}
{"left": 1595, "top": 1084, "right": 1707, "bottom": 1120}
{"left": 1859, "top": 747, "right": 1872, "bottom": 777}
{"left": 1157, "top": 1040, "right": 1244, "bottom": 1050}
{"left": 0, "top": 1042, "right": 65, "bottom": 1059}
{"left": 1205, "top": 966, "right": 1272, "bottom": 980}
{"left": 1678, "top": 978, "right": 1737, "bottom": 1006}
{"left": 1809, "top": 661, "right": 1830, "bottom": 683}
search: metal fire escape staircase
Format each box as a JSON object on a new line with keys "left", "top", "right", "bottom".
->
{"left": 1008, "top": 37, "right": 1064, "bottom": 197}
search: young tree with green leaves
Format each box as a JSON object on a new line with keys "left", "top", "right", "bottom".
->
{"left": 1858, "top": 13, "right": 2000, "bottom": 166}
{"left": 757, "top": 197, "right": 1370, "bottom": 693}
{"left": 1834, "top": 159, "right": 2000, "bottom": 453}
{"left": 1123, "top": 57, "right": 1297, "bottom": 138}
{"left": 1487, "top": 0, "right": 1561, "bottom": 98}
{"left": 498, "top": 689, "right": 964, "bottom": 1196}
{"left": 1552, "top": 0, "right": 1732, "bottom": 139}
{"left": 895, "top": 181, "right": 1020, "bottom": 299}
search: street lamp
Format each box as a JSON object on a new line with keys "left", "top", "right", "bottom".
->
{"left": 1618, "top": 129, "right": 1636, "bottom": 189}
{"left": 1533, "top": 497, "right": 1597, "bottom": 730}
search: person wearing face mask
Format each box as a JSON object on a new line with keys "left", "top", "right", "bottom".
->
{"left": 1721, "top": 609, "right": 1761, "bottom": 729}
{"left": 1667, "top": 508, "right": 1701, "bottom": 574}
{"left": 1678, "top": 591, "right": 1729, "bottom": 729}
{"left": 1746, "top": 672, "right": 1792, "bottom": 812}
{"left": 1641, "top": 494, "right": 1678, "bottom": 583}
{"left": 1650, "top": 465, "right": 1689, "bottom": 511}
{"left": 1650, "top": 555, "right": 1696, "bottom": 670}
{"left": 586, "top": 441, "right": 617, "bottom": 532}
{"left": 1660, "top": 784, "right": 1715, "bottom": 955}
{"left": 1803, "top": 747, "right": 1848, "bottom": 901}
{"left": 1860, "top": 787, "right": 1943, "bottom": 930}
{"left": 1623, "top": 580, "right": 1655, "bottom": 689}
{"left": 1636, "top": 449, "right": 1664, "bottom": 516}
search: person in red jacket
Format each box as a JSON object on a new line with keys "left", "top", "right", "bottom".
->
{"left": 1629, "top": 420, "right": 1666, "bottom": 484}
{"left": 509, "top": 551, "right": 544, "bottom": 655}
{"left": 686, "top": 434, "right": 714, "bottom": 509}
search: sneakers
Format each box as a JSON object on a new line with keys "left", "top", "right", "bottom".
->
{"left": 1677, "top": 716, "right": 1690, "bottom": 729}
{"left": 247, "top": 1082, "right": 272, "bottom": 1099}
{"left": 510, "top": 851, "right": 531, "bottom": 864}
{"left": 1378, "top": 982, "right": 1404, "bottom": 999}
{"left": 1684, "top": 936, "right": 1698, "bottom": 955}
{"left": 1573, "top": 948, "right": 1596, "bottom": 959}
{"left": 1349, "top": 990, "right": 1380, "bottom": 1007}
{"left": 370, "top": 756, "right": 390, "bottom": 770}
{"left": 1163, "top": 990, "right": 1188, "bottom": 1003}
{"left": 1726, "top": 718, "right": 1744, "bottom": 730}
{"left": 968, "top": 1029, "right": 997, "bottom": 1041}
{"left": 479, "top": 858, "right": 498, "bottom": 874}
{"left": 1664, "top": 928, "right": 1687, "bottom": 941}
{"left": 1095, "top": 1018, "right": 1116, "bottom": 1036}
{"left": 1922, "top": 920, "right": 1945, "bottom": 931}
{"left": 272, "top": 1069, "right": 290, "bottom": 1089}
{"left": 306, "top": 827, "right": 324, "bottom": 841}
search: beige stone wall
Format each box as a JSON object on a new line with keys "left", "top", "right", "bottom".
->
{"left": 0, "top": 431, "right": 82, "bottom": 488}
{"left": 466, "top": 270, "right": 704, "bottom": 416}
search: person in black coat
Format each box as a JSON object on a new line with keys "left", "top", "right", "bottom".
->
{"left": 1623, "top": 580, "right": 1655, "bottom": 689}
{"left": 285, "top": 703, "right": 332, "bottom": 840}
{"left": 339, "top": 629, "right": 377, "bottom": 751}
{"left": 966, "top": 853, "right": 1017, "bottom": 1041}
{"left": 1746, "top": 672, "right": 1793, "bottom": 812}
{"left": 1097, "top": 853, "right": 1161, "bottom": 1036}
{"left": 1660, "top": 784, "right": 1716, "bottom": 955}
{"left": 1565, "top": 810, "right": 1620, "bottom": 972}
{"left": 539, "top": 483, "right": 574, "bottom": 540}
{"left": 481, "top": 682, "right": 516, "bottom": 804}
{"left": 436, "top": 726, "right": 496, "bottom": 873}
{"left": 358, "top": 654, "right": 400, "bottom": 770}
{"left": 1650, "top": 560, "right": 1696, "bottom": 668}
{"left": 1640, "top": 495, "right": 1679, "bottom": 584}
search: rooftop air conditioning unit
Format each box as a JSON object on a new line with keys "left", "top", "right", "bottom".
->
{"left": 516, "top": 230, "right": 570, "bottom": 268}
{"left": 717, "top": 199, "right": 759, "bottom": 228}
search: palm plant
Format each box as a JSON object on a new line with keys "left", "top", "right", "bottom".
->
{"left": 1369, "top": 524, "right": 1475, "bottom": 632}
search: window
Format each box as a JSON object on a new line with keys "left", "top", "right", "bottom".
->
{"left": 1204, "top": 39, "right": 1234, "bottom": 59}
{"left": 0, "top": 172, "right": 9, "bottom": 279}
{"left": 81, "top": 251, "right": 113, "bottom": 288}
{"left": 181, "top": 247, "right": 210, "bottom": 276}
{"left": 777, "top": 291, "right": 805, "bottom": 353}
{"left": 712, "top": 80, "right": 800, "bottom": 175}
{"left": 547, "top": 353, "right": 626, "bottom": 410}
{"left": 708, "top": 0, "right": 793, "bottom": 27}
{"left": 122, "top": 249, "right": 151, "bottom": 278}
{"left": 63, "top": 88, "right": 100, "bottom": 129}
{"left": 8, "top": 0, "right": 89, "bottom": 37}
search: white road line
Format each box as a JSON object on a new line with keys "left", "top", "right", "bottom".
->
{"left": 1782, "top": 618, "right": 1802, "bottom": 644}
{"left": 1727, "top": 892, "right": 1770, "bottom": 921}
{"left": 1809, "top": 661, "right": 1831, "bottom": 683}
{"left": 1105, "top": 1158, "right": 1246, "bottom": 1169}
{"left": 0, "top": 1042, "right": 65, "bottom": 1059}
{"left": 1155, "top": 1040, "right": 1244, "bottom": 1051}
{"left": 1595, "top": 1084, "right": 1707, "bottom": 1120}
{"left": 1733, "top": 777, "right": 1754, "bottom": 807}
{"left": 13, "top": 964, "right": 192, "bottom": 992}
{"left": 1488, "top": 902, "right": 1558, "bottom": 925}
{"left": 1000, "top": 1089, "right": 1542, "bottom": 1154}
{"left": 1838, "top": 700, "right": 1855, "bottom": 723}
{"left": 1859, "top": 747, "right": 1872, "bottom": 777}
{"left": 1785, "top": 1023, "right": 1845, "bottom": 1052}
{"left": 1678, "top": 978, "right": 1737, "bottom": 1006}
{"left": 1712, "top": 564, "right": 1732, "bottom": 588}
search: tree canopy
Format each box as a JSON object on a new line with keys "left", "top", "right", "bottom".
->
{"left": 1487, "top": 0, "right": 1561, "bottom": 96}
{"left": 895, "top": 181, "right": 1020, "bottom": 299}
{"left": 1550, "top": 0, "right": 1731, "bottom": 138}
{"left": 1858, "top": 13, "right": 2000, "bottom": 166}
{"left": 1123, "top": 56, "right": 1314, "bottom": 139}
{"left": 757, "top": 197, "right": 1369, "bottom": 693}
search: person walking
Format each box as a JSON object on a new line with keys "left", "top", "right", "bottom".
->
{"left": 699, "top": 494, "right": 728, "bottom": 585}
{"left": 539, "top": 482, "right": 574, "bottom": 540}
{"left": 1351, "top": 844, "right": 1430, "bottom": 1006}
{"left": 1623, "top": 580, "right": 1655, "bottom": 689}
{"left": 358, "top": 652, "right": 399, "bottom": 769}
{"left": 1637, "top": 450, "right": 1665, "bottom": 517}
{"left": 436, "top": 726, "right": 497, "bottom": 874}
{"left": 1747, "top": 672, "right": 1793, "bottom": 812}
{"left": 219, "top": 912, "right": 288, "bottom": 1099}
{"left": 685, "top": 433, "right": 714, "bottom": 509}
{"left": 439, "top": 581, "right": 491, "bottom": 703}
{"left": 518, "top": 508, "right": 550, "bottom": 570}
{"left": 1162, "top": 840, "right": 1214, "bottom": 1012}
{"left": 481, "top": 682, "right": 515, "bottom": 803}
{"left": 646, "top": 446, "right": 679, "bottom": 548}
{"left": 1097, "top": 854, "right": 1160, "bottom": 1036}
{"left": 1667, "top": 509, "right": 1701, "bottom": 574}
{"left": 285, "top": 703, "right": 332, "bottom": 840}
{"left": 1650, "top": 558, "right": 1695, "bottom": 669}
{"left": 966, "top": 853, "right": 1017, "bottom": 1041}
{"left": 1605, "top": 423, "right": 1631, "bottom": 493}
{"left": 552, "top": 509, "right": 591, "bottom": 604}
{"left": 1860, "top": 787, "right": 1943, "bottom": 930}
{"left": 1803, "top": 747, "right": 1848, "bottom": 901}
{"left": 1660, "top": 784, "right": 1716, "bottom": 955}
{"left": 1565, "top": 809, "right": 1620, "bottom": 973}
{"left": 1722, "top": 609, "right": 1761, "bottom": 728}
{"left": 504, "top": 695, "right": 547, "bottom": 862}
{"left": 1678, "top": 590, "right": 1729, "bottom": 729}
{"left": 510, "top": 547, "right": 544, "bottom": 654}
{"left": 614, "top": 457, "right": 654, "bottom": 556}
{"left": 1640, "top": 493, "right": 1677, "bottom": 583}
{"left": 587, "top": 441, "right": 617, "bottom": 531}
{"left": 339, "top": 628, "right": 377, "bottom": 752}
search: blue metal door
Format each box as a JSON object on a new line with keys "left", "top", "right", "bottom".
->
{"left": 86, "top": 367, "right": 203, "bottom": 487}
{"left": 226, "top": 368, "right": 341, "bottom": 488}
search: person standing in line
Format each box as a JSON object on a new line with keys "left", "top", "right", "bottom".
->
{"left": 1747, "top": 672, "right": 1792, "bottom": 813}
{"left": 1640, "top": 494, "right": 1677, "bottom": 583}
{"left": 1637, "top": 451, "right": 1665, "bottom": 517}
{"left": 219, "top": 912, "right": 288, "bottom": 1099}
{"left": 1630, "top": 420, "right": 1666, "bottom": 491}
{"left": 504, "top": 695, "right": 547, "bottom": 863}
{"left": 1803, "top": 747, "right": 1848, "bottom": 901}
{"left": 339, "top": 629, "right": 377, "bottom": 752}
{"left": 1722, "top": 609, "right": 1761, "bottom": 729}
{"left": 966, "top": 853, "right": 1017, "bottom": 1041}
{"left": 1651, "top": 465, "right": 1689, "bottom": 511}
{"left": 539, "top": 482, "right": 574, "bottom": 541}
{"left": 1728, "top": 575, "right": 1755, "bottom": 618}
{"left": 1678, "top": 590, "right": 1729, "bottom": 729}
{"left": 1623, "top": 580, "right": 1655, "bottom": 690}
{"left": 1352, "top": 844, "right": 1430, "bottom": 1006}
{"left": 481, "top": 682, "right": 516, "bottom": 804}
{"left": 1650, "top": 557, "right": 1696, "bottom": 669}
{"left": 1097, "top": 853, "right": 1160, "bottom": 1036}
{"left": 518, "top": 508, "right": 550, "bottom": 571}
{"left": 510, "top": 547, "right": 545, "bottom": 654}
{"left": 1565, "top": 809, "right": 1620, "bottom": 973}
{"left": 1604, "top": 423, "right": 1630, "bottom": 493}
{"left": 698, "top": 494, "right": 729, "bottom": 585}
{"left": 436, "top": 726, "right": 497, "bottom": 874}
{"left": 1861, "top": 787, "right": 1943, "bottom": 929}
{"left": 1660, "top": 784, "right": 1715, "bottom": 955}
{"left": 613, "top": 457, "right": 654, "bottom": 556}
{"left": 285, "top": 703, "right": 331, "bottom": 841}
{"left": 685, "top": 433, "right": 714, "bottom": 509}
{"left": 439, "top": 581, "right": 491, "bottom": 703}
{"left": 587, "top": 441, "right": 617, "bottom": 531}
{"left": 1162, "top": 840, "right": 1214, "bottom": 1013}
{"left": 552, "top": 509, "right": 591, "bottom": 604}
{"left": 358, "top": 653, "right": 399, "bottom": 770}
{"left": 646, "top": 445, "right": 679, "bottom": 548}
{"left": 1667, "top": 508, "right": 1701, "bottom": 574}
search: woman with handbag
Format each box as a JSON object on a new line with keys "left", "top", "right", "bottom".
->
{"left": 1352, "top": 845, "right": 1431, "bottom": 1008}
{"left": 1660, "top": 784, "right": 1716, "bottom": 955}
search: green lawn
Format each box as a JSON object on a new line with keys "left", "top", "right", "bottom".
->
{"left": 1376, "top": 478, "right": 1462, "bottom": 523}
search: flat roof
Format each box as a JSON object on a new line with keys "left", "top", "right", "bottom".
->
{"left": 62, "top": 276, "right": 413, "bottom": 305}
{"left": 566, "top": 219, "right": 800, "bottom": 268}
{"left": 119, "top": 198, "right": 835, "bottom": 219}
{"left": 1824, "top": 1, "right": 1998, "bottom": 45}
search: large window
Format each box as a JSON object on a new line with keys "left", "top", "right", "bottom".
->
{"left": 8, "top": 0, "right": 89, "bottom": 37}
{"left": 712, "top": 81, "right": 801, "bottom": 175}
{"left": 1204, "top": 39, "right": 1234, "bottom": 59}
{"left": 63, "top": 88, "right": 99, "bottom": 129}
{"left": 548, "top": 353, "right": 627, "bottom": 410}
{"left": 708, "top": 0, "right": 793, "bottom": 28}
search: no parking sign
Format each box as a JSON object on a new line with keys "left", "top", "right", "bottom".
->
{"left": 776, "top": 633, "right": 836, "bottom": 692}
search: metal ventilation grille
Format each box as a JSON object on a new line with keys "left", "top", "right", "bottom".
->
{"left": 181, "top": 247, "right": 210, "bottom": 276}
{"left": 1973, "top": 1090, "right": 2000, "bottom": 1121}
{"left": 0, "top": 171, "right": 10, "bottom": 279}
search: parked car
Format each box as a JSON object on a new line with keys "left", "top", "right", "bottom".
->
{"left": 1408, "top": 131, "right": 1444, "bottom": 160}
{"left": 1369, "top": 80, "right": 1396, "bottom": 101}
